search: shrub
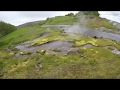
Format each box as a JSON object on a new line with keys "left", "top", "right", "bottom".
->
{"left": 65, "top": 13, "right": 74, "bottom": 17}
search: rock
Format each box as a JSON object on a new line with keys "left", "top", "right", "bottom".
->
{"left": 93, "top": 36, "right": 97, "bottom": 39}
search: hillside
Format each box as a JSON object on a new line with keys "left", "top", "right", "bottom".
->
{"left": 0, "top": 21, "right": 17, "bottom": 38}
{"left": 1, "top": 11, "right": 120, "bottom": 79}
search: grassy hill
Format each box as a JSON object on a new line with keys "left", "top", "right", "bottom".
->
{"left": 0, "top": 21, "right": 17, "bottom": 38}
{"left": 0, "top": 11, "right": 120, "bottom": 79}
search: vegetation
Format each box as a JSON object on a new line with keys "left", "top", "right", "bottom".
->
{"left": 0, "top": 27, "right": 49, "bottom": 48}
{"left": 65, "top": 13, "right": 75, "bottom": 17}
{"left": 75, "top": 11, "right": 117, "bottom": 30}
{"left": 87, "top": 17, "right": 117, "bottom": 30}
{"left": 19, "top": 51, "right": 32, "bottom": 55}
{"left": 76, "top": 11, "right": 100, "bottom": 17}
{"left": 36, "top": 50, "right": 46, "bottom": 55}
{"left": 0, "top": 47, "right": 120, "bottom": 79}
{"left": 0, "top": 11, "right": 120, "bottom": 78}
{"left": 40, "top": 16, "right": 77, "bottom": 25}
{"left": 0, "top": 21, "right": 17, "bottom": 37}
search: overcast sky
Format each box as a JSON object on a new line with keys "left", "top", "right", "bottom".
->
{"left": 0, "top": 11, "right": 120, "bottom": 26}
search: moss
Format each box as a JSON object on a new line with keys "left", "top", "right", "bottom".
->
{"left": 19, "top": 51, "right": 32, "bottom": 55}
{"left": 31, "top": 38, "right": 49, "bottom": 46}
{"left": 36, "top": 50, "right": 46, "bottom": 55}
{"left": 95, "top": 51, "right": 98, "bottom": 53}
{"left": 1, "top": 47, "right": 120, "bottom": 79}
{"left": 9, "top": 52, "right": 15, "bottom": 56}
{"left": 75, "top": 40, "right": 86, "bottom": 46}
{"left": 2, "top": 13, "right": 120, "bottom": 79}
{"left": 9, "top": 61, "right": 28, "bottom": 73}
{"left": 29, "top": 31, "right": 65, "bottom": 46}
{"left": 74, "top": 39, "right": 97, "bottom": 47}
{"left": 71, "top": 35, "right": 120, "bottom": 51}
{"left": 51, "top": 49, "right": 61, "bottom": 52}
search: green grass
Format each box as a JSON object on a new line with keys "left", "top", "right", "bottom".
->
{"left": 1, "top": 12, "right": 120, "bottom": 79}
{"left": 0, "top": 26, "right": 59, "bottom": 49}
{"left": 26, "top": 29, "right": 67, "bottom": 46}
{"left": 42, "top": 16, "right": 78, "bottom": 25}
{"left": 87, "top": 17, "right": 117, "bottom": 30}
{"left": 1, "top": 46, "right": 120, "bottom": 79}
{"left": 23, "top": 15, "right": 77, "bottom": 27}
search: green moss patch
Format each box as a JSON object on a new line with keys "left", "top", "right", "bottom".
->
{"left": 19, "top": 51, "right": 32, "bottom": 55}
{"left": 36, "top": 50, "right": 46, "bottom": 55}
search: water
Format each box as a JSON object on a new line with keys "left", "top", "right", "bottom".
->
{"left": 15, "top": 25, "right": 120, "bottom": 57}
{"left": 16, "top": 41, "right": 73, "bottom": 54}
{"left": 65, "top": 25, "right": 120, "bottom": 42}
{"left": 42, "top": 25, "right": 120, "bottom": 42}
{"left": 16, "top": 40, "right": 120, "bottom": 57}
{"left": 15, "top": 40, "right": 95, "bottom": 57}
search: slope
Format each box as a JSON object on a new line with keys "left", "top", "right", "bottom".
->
{"left": 0, "top": 11, "right": 120, "bottom": 79}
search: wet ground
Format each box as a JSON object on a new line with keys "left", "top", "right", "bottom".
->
{"left": 15, "top": 40, "right": 95, "bottom": 58}
{"left": 16, "top": 41, "right": 73, "bottom": 54}
{"left": 15, "top": 24, "right": 120, "bottom": 57}
{"left": 42, "top": 25, "right": 120, "bottom": 42}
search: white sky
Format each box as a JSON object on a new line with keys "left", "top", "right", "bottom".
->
{"left": 0, "top": 11, "right": 120, "bottom": 26}
{"left": 99, "top": 11, "right": 120, "bottom": 23}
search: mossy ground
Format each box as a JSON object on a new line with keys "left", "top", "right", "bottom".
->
{"left": 0, "top": 12, "right": 120, "bottom": 78}
{"left": 69, "top": 34, "right": 120, "bottom": 50}
{"left": 1, "top": 46, "right": 120, "bottom": 79}
{"left": 0, "top": 32, "right": 120, "bottom": 78}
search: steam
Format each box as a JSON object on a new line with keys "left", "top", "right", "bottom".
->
{"left": 76, "top": 11, "right": 89, "bottom": 25}
{"left": 64, "top": 24, "right": 86, "bottom": 34}
{"left": 63, "top": 12, "right": 99, "bottom": 37}
{"left": 41, "top": 12, "right": 103, "bottom": 37}
{"left": 64, "top": 24, "right": 99, "bottom": 37}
